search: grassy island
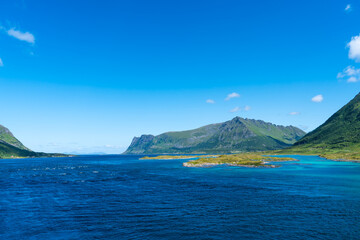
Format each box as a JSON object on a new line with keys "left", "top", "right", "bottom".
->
{"left": 183, "top": 153, "right": 296, "bottom": 168}
{"left": 140, "top": 155, "right": 218, "bottom": 160}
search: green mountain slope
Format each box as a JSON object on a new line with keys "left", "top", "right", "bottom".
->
{"left": 0, "top": 124, "right": 30, "bottom": 150}
{"left": 0, "top": 124, "right": 67, "bottom": 159}
{"left": 124, "top": 117, "right": 305, "bottom": 154}
{"left": 292, "top": 92, "right": 360, "bottom": 151}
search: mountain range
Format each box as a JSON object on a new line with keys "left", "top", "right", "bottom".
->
{"left": 124, "top": 117, "right": 306, "bottom": 154}
{"left": 3, "top": 92, "right": 360, "bottom": 158}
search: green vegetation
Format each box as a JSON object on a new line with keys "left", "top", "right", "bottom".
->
{"left": 124, "top": 117, "right": 305, "bottom": 154}
{"left": 0, "top": 141, "right": 35, "bottom": 158}
{"left": 183, "top": 153, "right": 296, "bottom": 168}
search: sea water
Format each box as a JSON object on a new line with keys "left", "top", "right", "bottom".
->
{"left": 1, "top": 155, "right": 360, "bottom": 239}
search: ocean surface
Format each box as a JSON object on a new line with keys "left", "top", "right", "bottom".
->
{"left": 1, "top": 155, "right": 360, "bottom": 239}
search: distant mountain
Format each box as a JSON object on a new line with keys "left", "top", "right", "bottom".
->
{"left": 293, "top": 92, "right": 360, "bottom": 150}
{"left": 0, "top": 124, "right": 67, "bottom": 159}
{"left": 124, "top": 117, "right": 306, "bottom": 154}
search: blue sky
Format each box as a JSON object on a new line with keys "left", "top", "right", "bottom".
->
{"left": 1, "top": 0, "right": 360, "bottom": 153}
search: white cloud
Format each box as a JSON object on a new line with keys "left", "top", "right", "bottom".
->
{"left": 0, "top": 58, "right": 3, "bottom": 67}
{"left": 337, "top": 66, "right": 360, "bottom": 83}
{"left": 345, "top": 4, "right": 351, "bottom": 11}
{"left": 348, "top": 34, "right": 360, "bottom": 62}
{"left": 206, "top": 99, "right": 215, "bottom": 104}
{"left": 225, "top": 92, "right": 240, "bottom": 101}
{"left": 289, "top": 112, "right": 300, "bottom": 115}
{"left": 244, "top": 105, "right": 251, "bottom": 111}
{"left": 230, "top": 106, "right": 240, "bottom": 112}
{"left": 311, "top": 94, "right": 323, "bottom": 103}
{"left": 7, "top": 28, "right": 35, "bottom": 43}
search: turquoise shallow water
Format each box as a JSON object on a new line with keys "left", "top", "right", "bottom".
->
{"left": 1, "top": 154, "right": 360, "bottom": 239}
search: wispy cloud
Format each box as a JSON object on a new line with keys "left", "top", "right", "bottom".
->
{"left": 244, "top": 105, "right": 251, "bottom": 111}
{"left": 0, "top": 58, "right": 3, "bottom": 67}
{"left": 348, "top": 34, "right": 360, "bottom": 62}
{"left": 337, "top": 66, "right": 360, "bottom": 83}
{"left": 206, "top": 99, "right": 215, "bottom": 104}
{"left": 345, "top": 4, "right": 351, "bottom": 12}
{"left": 104, "top": 144, "right": 123, "bottom": 149}
{"left": 7, "top": 28, "right": 35, "bottom": 44}
{"left": 289, "top": 112, "right": 300, "bottom": 115}
{"left": 225, "top": 92, "right": 240, "bottom": 101}
{"left": 230, "top": 106, "right": 241, "bottom": 112}
{"left": 34, "top": 142, "right": 126, "bottom": 154}
{"left": 311, "top": 94, "right": 323, "bottom": 103}
{"left": 298, "top": 125, "right": 309, "bottom": 131}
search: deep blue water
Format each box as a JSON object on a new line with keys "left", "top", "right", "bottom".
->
{"left": 1, "top": 155, "right": 360, "bottom": 239}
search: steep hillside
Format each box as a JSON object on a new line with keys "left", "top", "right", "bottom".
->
{"left": 292, "top": 92, "right": 360, "bottom": 150}
{"left": 0, "top": 124, "right": 30, "bottom": 150}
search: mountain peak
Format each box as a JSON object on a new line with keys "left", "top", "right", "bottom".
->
{"left": 231, "top": 116, "right": 244, "bottom": 121}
